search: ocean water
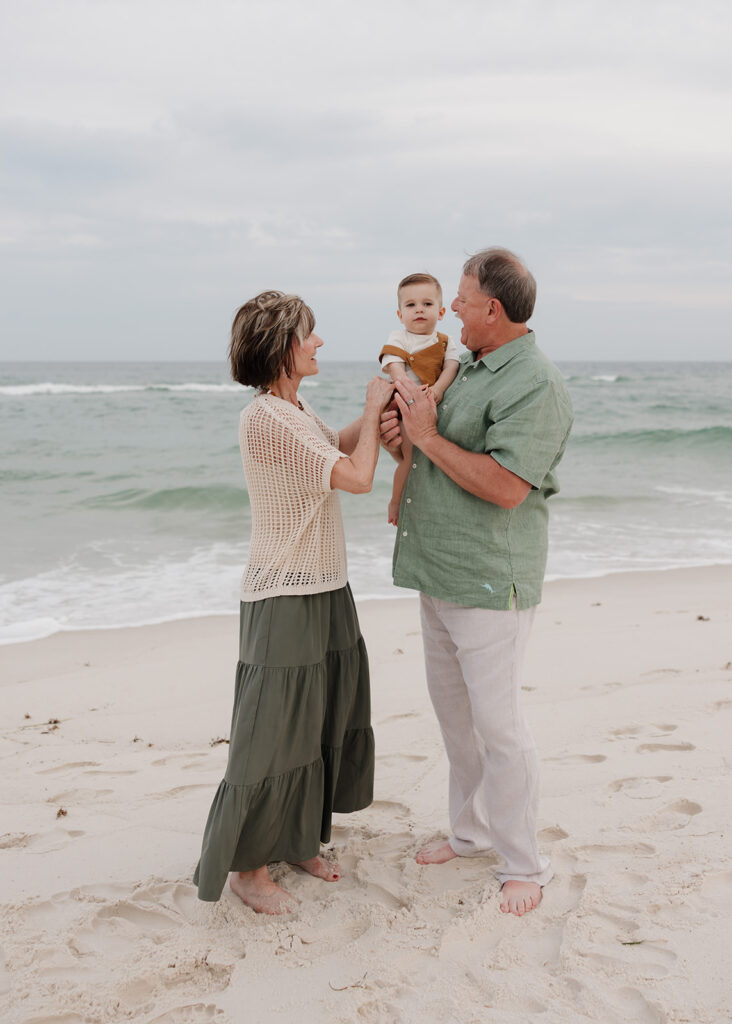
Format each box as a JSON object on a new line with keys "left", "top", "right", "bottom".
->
{"left": 2, "top": 360, "right": 731, "bottom": 644}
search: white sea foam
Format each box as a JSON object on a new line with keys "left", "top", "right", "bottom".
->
{"left": 590, "top": 374, "right": 619, "bottom": 383}
{"left": 1, "top": 383, "right": 146, "bottom": 396}
{"left": 0, "top": 539, "right": 396, "bottom": 643}
{"left": 0, "top": 617, "right": 62, "bottom": 645}
{"left": 0, "top": 382, "right": 245, "bottom": 396}
{"left": 0, "top": 380, "right": 319, "bottom": 397}
{"left": 655, "top": 485, "right": 732, "bottom": 506}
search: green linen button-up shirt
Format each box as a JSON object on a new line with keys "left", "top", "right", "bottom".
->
{"left": 392, "top": 331, "right": 573, "bottom": 610}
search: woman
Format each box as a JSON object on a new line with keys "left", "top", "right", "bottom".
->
{"left": 193, "top": 290, "right": 393, "bottom": 914}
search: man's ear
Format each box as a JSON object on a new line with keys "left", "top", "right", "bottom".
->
{"left": 485, "top": 298, "right": 502, "bottom": 323}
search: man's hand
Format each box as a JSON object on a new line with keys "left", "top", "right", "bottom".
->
{"left": 393, "top": 378, "right": 439, "bottom": 448}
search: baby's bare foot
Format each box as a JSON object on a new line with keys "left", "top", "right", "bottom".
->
{"left": 499, "top": 880, "right": 542, "bottom": 916}
{"left": 293, "top": 855, "right": 341, "bottom": 881}
{"left": 416, "top": 839, "right": 458, "bottom": 865}
{"left": 229, "top": 867, "right": 297, "bottom": 915}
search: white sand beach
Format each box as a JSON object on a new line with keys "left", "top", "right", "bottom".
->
{"left": 2, "top": 565, "right": 731, "bottom": 1024}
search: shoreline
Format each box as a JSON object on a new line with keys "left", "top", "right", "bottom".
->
{"left": 4, "top": 559, "right": 732, "bottom": 649}
{"left": 2, "top": 563, "right": 731, "bottom": 1022}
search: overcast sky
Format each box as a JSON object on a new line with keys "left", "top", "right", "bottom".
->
{"left": 1, "top": 0, "right": 730, "bottom": 363}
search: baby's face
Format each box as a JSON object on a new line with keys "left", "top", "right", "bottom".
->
{"left": 397, "top": 284, "right": 445, "bottom": 336}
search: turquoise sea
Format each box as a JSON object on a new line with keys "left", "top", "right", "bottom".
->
{"left": 2, "top": 360, "right": 731, "bottom": 644}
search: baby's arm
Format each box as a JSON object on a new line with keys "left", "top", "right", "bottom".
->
{"left": 383, "top": 360, "right": 409, "bottom": 382}
{"left": 388, "top": 438, "right": 413, "bottom": 526}
{"left": 430, "top": 359, "right": 460, "bottom": 404}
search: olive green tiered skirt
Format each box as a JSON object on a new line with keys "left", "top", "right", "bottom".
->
{"left": 193, "top": 584, "right": 374, "bottom": 901}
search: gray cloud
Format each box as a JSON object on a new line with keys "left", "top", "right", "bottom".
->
{"left": 1, "top": 0, "right": 730, "bottom": 361}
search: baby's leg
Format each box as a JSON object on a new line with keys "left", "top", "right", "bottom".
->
{"left": 388, "top": 438, "right": 413, "bottom": 525}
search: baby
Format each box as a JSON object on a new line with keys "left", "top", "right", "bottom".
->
{"left": 379, "top": 273, "right": 460, "bottom": 525}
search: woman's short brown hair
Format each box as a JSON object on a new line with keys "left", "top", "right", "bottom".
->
{"left": 229, "top": 290, "right": 316, "bottom": 389}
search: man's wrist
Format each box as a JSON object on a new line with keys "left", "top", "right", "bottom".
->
{"left": 413, "top": 426, "right": 440, "bottom": 454}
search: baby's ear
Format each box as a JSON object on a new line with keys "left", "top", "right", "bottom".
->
{"left": 396, "top": 308, "right": 404, "bottom": 322}
{"left": 437, "top": 306, "right": 446, "bottom": 320}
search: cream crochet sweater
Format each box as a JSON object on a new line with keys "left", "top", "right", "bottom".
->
{"left": 239, "top": 393, "right": 348, "bottom": 602}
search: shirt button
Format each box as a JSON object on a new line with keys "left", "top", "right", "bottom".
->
{"left": 411, "top": 463, "right": 417, "bottom": 469}
{"left": 461, "top": 376, "right": 468, "bottom": 381}
{"left": 402, "top": 530, "right": 408, "bottom": 536}
{"left": 406, "top": 498, "right": 412, "bottom": 503}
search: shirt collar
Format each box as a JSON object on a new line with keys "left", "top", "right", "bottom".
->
{"left": 460, "top": 330, "right": 536, "bottom": 372}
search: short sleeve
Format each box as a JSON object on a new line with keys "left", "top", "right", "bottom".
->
{"left": 486, "top": 379, "right": 573, "bottom": 489}
{"left": 380, "top": 329, "right": 408, "bottom": 369}
{"left": 443, "top": 335, "right": 460, "bottom": 362}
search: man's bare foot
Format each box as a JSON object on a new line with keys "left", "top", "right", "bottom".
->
{"left": 499, "top": 880, "right": 542, "bottom": 917}
{"left": 293, "top": 855, "right": 341, "bottom": 881}
{"left": 416, "top": 839, "right": 458, "bottom": 865}
{"left": 229, "top": 867, "right": 297, "bottom": 915}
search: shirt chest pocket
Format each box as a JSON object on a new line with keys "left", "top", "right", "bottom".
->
{"left": 441, "top": 400, "right": 490, "bottom": 453}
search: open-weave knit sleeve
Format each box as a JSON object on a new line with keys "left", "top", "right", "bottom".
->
{"left": 238, "top": 395, "right": 348, "bottom": 600}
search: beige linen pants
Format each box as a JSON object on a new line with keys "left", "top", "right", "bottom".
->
{"left": 419, "top": 594, "right": 553, "bottom": 886}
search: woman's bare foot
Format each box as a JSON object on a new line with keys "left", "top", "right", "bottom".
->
{"left": 416, "top": 839, "right": 458, "bottom": 865}
{"left": 229, "top": 867, "right": 297, "bottom": 915}
{"left": 293, "top": 855, "right": 341, "bottom": 881}
{"left": 500, "top": 880, "right": 542, "bottom": 916}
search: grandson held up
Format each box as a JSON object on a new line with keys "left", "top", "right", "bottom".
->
{"left": 379, "top": 273, "right": 460, "bottom": 525}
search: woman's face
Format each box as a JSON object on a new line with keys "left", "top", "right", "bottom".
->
{"left": 292, "top": 332, "right": 324, "bottom": 379}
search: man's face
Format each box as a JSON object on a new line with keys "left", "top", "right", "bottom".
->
{"left": 397, "top": 283, "right": 445, "bottom": 336}
{"left": 451, "top": 274, "right": 492, "bottom": 351}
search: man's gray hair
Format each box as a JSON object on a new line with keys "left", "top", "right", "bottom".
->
{"left": 462, "top": 248, "right": 536, "bottom": 324}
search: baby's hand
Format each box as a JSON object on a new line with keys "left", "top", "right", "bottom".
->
{"left": 425, "top": 384, "right": 445, "bottom": 405}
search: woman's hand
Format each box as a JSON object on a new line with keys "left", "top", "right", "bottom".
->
{"left": 393, "top": 378, "right": 439, "bottom": 448}
{"left": 331, "top": 378, "right": 395, "bottom": 494}
{"left": 365, "top": 376, "right": 395, "bottom": 412}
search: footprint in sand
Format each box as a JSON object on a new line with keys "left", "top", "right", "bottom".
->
{"left": 613, "top": 985, "right": 667, "bottom": 1023}
{"left": 0, "top": 832, "right": 32, "bottom": 849}
{"left": 574, "top": 840, "right": 656, "bottom": 859}
{"left": 538, "top": 825, "right": 569, "bottom": 842}
{"left": 609, "top": 776, "right": 672, "bottom": 799}
{"left": 644, "top": 799, "right": 702, "bottom": 831}
{"left": 611, "top": 723, "right": 677, "bottom": 741}
{"left": 46, "top": 787, "right": 113, "bottom": 804}
{"left": 636, "top": 741, "right": 695, "bottom": 753}
{"left": 545, "top": 754, "right": 607, "bottom": 764}
{"left": 147, "top": 1006, "right": 226, "bottom": 1024}
{"left": 609, "top": 725, "right": 641, "bottom": 738}
{"left": 37, "top": 761, "right": 101, "bottom": 774}
{"left": 157, "top": 784, "right": 214, "bottom": 799}
{"left": 152, "top": 752, "right": 210, "bottom": 768}
{"left": 288, "top": 903, "right": 374, "bottom": 960}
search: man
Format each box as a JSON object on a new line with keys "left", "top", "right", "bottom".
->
{"left": 382, "top": 248, "right": 573, "bottom": 917}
